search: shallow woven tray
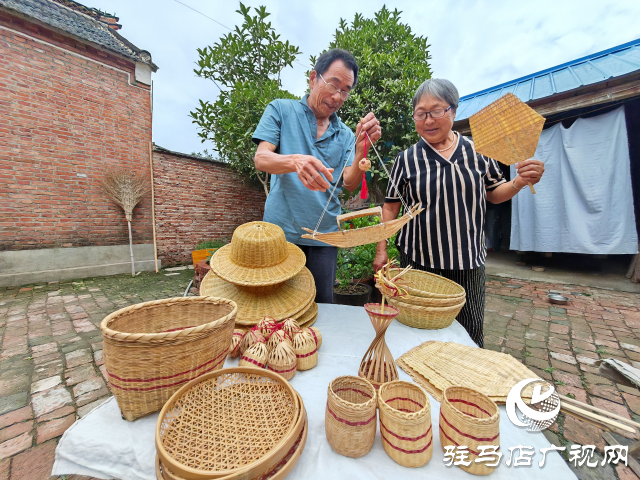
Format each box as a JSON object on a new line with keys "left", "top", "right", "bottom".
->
{"left": 200, "top": 268, "right": 315, "bottom": 326}
{"left": 397, "top": 341, "right": 538, "bottom": 403}
{"left": 295, "top": 302, "right": 318, "bottom": 326}
{"left": 387, "top": 296, "right": 464, "bottom": 330}
{"left": 156, "top": 367, "right": 302, "bottom": 479}
{"left": 388, "top": 268, "right": 465, "bottom": 299}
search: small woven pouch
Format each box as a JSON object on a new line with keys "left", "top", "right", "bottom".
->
{"left": 239, "top": 342, "right": 268, "bottom": 369}
{"left": 228, "top": 329, "right": 245, "bottom": 358}
{"left": 267, "top": 329, "right": 292, "bottom": 352}
{"left": 293, "top": 331, "right": 317, "bottom": 371}
{"left": 282, "top": 318, "right": 303, "bottom": 337}
{"left": 257, "top": 316, "right": 279, "bottom": 339}
{"left": 268, "top": 342, "right": 297, "bottom": 380}
{"left": 239, "top": 329, "right": 265, "bottom": 355}
{"left": 304, "top": 327, "right": 322, "bottom": 349}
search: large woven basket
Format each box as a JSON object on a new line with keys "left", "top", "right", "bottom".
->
{"left": 156, "top": 367, "right": 304, "bottom": 479}
{"left": 387, "top": 296, "right": 464, "bottom": 329}
{"left": 325, "top": 376, "right": 377, "bottom": 458}
{"left": 388, "top": 268, "right": 465, "bottom": 299}
{"left": 100, "top": 296, "right": 237, "bottom": 421}
{"left": 378, "top": 381, "right": 433, "bottom": 468}
{"left": 439, "top": 386, "right": 500, "bottom": 476}
{"left": 394, "top": 291, "right": 466, "bottom": 308}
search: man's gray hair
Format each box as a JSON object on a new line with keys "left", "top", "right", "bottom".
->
{"left": 412, "top": 78, "right": 459, "bottom": 111}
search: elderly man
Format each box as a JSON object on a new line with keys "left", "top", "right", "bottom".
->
{"left": 253, "top": 48, "right": 381, "bottom": 303}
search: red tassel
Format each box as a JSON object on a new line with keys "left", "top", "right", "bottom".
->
{"left": 360, "top": 135, "right": 368, "bottom": 199}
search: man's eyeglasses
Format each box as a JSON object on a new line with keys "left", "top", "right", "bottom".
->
{"left": 412, "top": 105, "right": 452, "bottom": 121}
{"left": 318, "top": 73, "right": 351, "bottom": 100}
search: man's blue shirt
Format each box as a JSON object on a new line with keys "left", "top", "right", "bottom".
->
{"left": 252, "top": 95, "right": 355, "bottom": 246}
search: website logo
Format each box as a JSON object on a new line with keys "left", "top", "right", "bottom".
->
{"left": 506, "top": 378, "right": 561, "bottom": 432}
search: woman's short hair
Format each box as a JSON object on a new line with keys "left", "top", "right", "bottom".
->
{"left": 412, "top": 78, "right": 459, "bottom": 111}
{"left": 314, "top": 48, "right": 359, "bottom": 87}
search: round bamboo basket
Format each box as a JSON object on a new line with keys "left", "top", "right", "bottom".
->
{"left": 100, "top": 296, "right": 237, "bottom": 421}
{"left": 281, "top": 318, "right": 302, "bottom": 337}
{"left": 295, "top": 301, "right": 318, "bottom": 326}
{"left": 266, "top": 329, "right": 292, "bottom": 353}
{"left": 378, "top": 381, "right": 433, "bottom": 468}
{"left": 387, "top": 290, "right": 466, "bottom": 307}
{"left": 292, "top": 331, "right": 317, "bottom": 371}
{"left": 156, "top": 392, "right": 308, "bottom": 480}
{"left": 387, "top": 296, "right": 465, "bottom": 329}
{"left": 156, "top": 367, "right": 304, "bottom": 480}
{"left": 325, "top": 376, "right": 377, "bottom": 458}
{"left": 239, "top": 329, "right": 265, "bottom": 355}
{"left": 305, "top": 327, "right": 322, "bottom": 349}
{"left": 228, "top": 329, "right": 245, "bottom": 358}
{"left": 268, "top": 342, "right": 297, "bottom": 380}
{"left": 439, "top": 386, "right": 500, "bottom": 476}
{"left": 388, "top": 268, "right": 465, "bottom": 299}
{"left": 239, "top": 342, "right": 268, "bottom": 369}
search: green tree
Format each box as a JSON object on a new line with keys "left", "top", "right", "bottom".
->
{"left": 190, "top": 3, "right": 301, "bottom": 195}
{"left": 313, "top": 7, "right": 431, "bottom": 200}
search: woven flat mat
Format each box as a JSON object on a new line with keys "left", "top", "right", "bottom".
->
{"left": 397, "top": 341, "right": 539, "bottom": 404}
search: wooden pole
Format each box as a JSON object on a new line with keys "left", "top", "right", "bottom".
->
{"left": 149, "top": 141, "right": 159, "bottom": 273}
{"left": 127, "top": 220, "right": 135, "bottom": 277}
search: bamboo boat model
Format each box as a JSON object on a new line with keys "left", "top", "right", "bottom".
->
{"left": 301, "top": 132, "right": 423, "bottom": 248}
{"left": 301, "top": 204, "right": 423, "bottom": 248}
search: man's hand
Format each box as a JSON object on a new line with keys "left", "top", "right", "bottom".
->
{"left": 514, "top": 159, "right": 545, "bottom": 186}
{"left": 294, "top": 154, "right": 335, "bottom": 192}
{"left": 373, "top": 248, "right": 389, "bottom": 273}
{"left": 355, "top": 112, "right": 382, "bottom": 159}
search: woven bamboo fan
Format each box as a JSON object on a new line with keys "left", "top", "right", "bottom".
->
{"left": 469, "top": 92, "right": 545, "bottom": 193}
{"left": 301, "top": 204, "right": 424, "bottom": 248}
{"left": 397, "top": 341, "right": 538, "bottom": 403}
{"left": 359, "top": 303, "right": 399, "bottom": 389}
{"left": 156, "top": 368, "right": 304, "bottom": 480}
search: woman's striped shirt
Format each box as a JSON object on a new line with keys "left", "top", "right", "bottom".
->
{"left": 385, "top": 134, "right": 506, "bottom": 270}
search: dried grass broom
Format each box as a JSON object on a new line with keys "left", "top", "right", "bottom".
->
{"left": 101, "top": 169, "right": 149, "bottom": 276}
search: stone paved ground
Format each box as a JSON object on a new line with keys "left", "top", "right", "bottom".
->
{"left": 0, "top": 270, "right": 638, "bottom": 479}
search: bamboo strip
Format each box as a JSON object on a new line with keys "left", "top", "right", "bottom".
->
{"left": 559, "top": 394, "right": 640, "bottom": 429}
{"left": 560, "top": 402, "right": 635, "bottom": 434}
{"left": 149, "top": 141, "right": 158, "bottom": 273}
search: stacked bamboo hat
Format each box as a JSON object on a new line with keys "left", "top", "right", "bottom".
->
{"left": 201, "top": 222, "right": 318, "bottom": 328}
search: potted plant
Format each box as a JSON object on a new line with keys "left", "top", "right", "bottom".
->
{"left": 333, "top": 257, "right": 372, "bottom": 306}
{"left": 192, "top": 239, "right": 228, "bottom": 268}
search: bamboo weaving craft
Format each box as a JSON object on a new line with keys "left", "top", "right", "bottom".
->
{"left": 295, "top": 302, "right": 318, "bottom": 328}
{"left": 397, "top": 341, "right": 538, "bottom": 403}
{"left": 387, "top": 296, "right": 465, "bottom": 330}
{"left": 292, "top": 331, "right": 318, "bottom": 371}
{"left": 469, "top": 92, "right": 545, "bottom": 194}
{"left": 239, "top": 342, "right": 269, "bottom": 369}
{"left": 268, "top": 342, "right": 297, "bottom": 381}
{"left": 156, "top": 368, "right": 304, "bottom": 479}
{"left": 281, "top": 318, "right": 302, "bottom": 337}
{"left": 257, "top": 316, "right": 279, "bottom": 339}
{"left": 439, "top": 386, "right": 500, "bottom": 475}
{"left": 358, "top": 303, "right": 399, "bottom": 389}
{"left": 325, "top": 376, "right": 377, "bottom": 458}
{"left": 228, "top": 329, "right": 245, "bottom": 358}
{"left": 239, "top": 329, "right": 265, "bottom": 355}
{"left": 378, "top": 381, "right": 433, "bottom": 468}
{"left": 100, "top": 296, "right": 237, "bottom": 421}
{"left": 305, "top": 327, "right": 322, "bottom": 349}
{"left": 386, "top": 268, "right": 465, "bottom": 299}
{"left": 267, "top": 329, "right": 292, "bottom": 353}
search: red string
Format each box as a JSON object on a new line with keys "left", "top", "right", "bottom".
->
{"left": 360, "top": 133, "right": 368, "bottom": 200}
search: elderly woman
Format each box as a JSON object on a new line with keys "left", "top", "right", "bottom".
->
{"left": 373, "top": 79, "right": 545, "bottom": 347}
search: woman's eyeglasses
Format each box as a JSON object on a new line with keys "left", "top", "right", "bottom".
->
{"left": 318, "top": 73, "right": 351, "bottom": 100}
{"left": 412, "top": 105, "right": 452, "bottom": 121}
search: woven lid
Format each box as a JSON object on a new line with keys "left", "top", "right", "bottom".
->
{"left": 200, "top": 268, "right": 315, "bottom": 326}
{"left": 211, "top": 222, "right": 306, "bottom": 286}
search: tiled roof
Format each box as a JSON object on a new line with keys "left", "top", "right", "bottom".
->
{"left": 455, "top": 38, "right": 640, "bottom": 121}
{"left": 0, "top": 0, "right": 156, "bottom": 69}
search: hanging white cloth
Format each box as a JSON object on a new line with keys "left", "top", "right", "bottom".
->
{"left": 510, "top": 106, "right": 638, "bottom": 254}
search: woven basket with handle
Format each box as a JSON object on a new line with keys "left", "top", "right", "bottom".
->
{"left": 439, "top": 386, "right": 500, "bottom": 475}
{"left": 388, "top": 268, "right": 465, "bottom": 299}
{"left": 387, "top": 296, "right": 464, "bottom": 329}
{"left": 325, "top": 376, "right": 377, "bottom": 458}
{"left": 100, "top": 296, "right": 236, "bottom": 421}
{"left": 378, "top": 381, "right": 433, "bottom": 468}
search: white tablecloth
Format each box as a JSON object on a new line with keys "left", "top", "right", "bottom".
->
{"left": 53, "top": 304, "right": 576, "bottom": 480}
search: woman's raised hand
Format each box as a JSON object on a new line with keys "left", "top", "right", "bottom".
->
{"left": 294, "top": 154, "right": 334, "bottom": 192}
{"left": 515, "top": 159, "right": 545, "bottom": 186}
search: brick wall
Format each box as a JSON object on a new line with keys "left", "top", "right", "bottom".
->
{"left": 153, "top": 148, "right": 266, "bottom": 266}
{"left": 0, "top": 12, "right": 153, "bottom": 250}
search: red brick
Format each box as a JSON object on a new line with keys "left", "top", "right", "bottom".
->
{"left": 36, "top": 414, "right": 75, "bottom": 444}
{"left": 9, "top": 439, "right": 56, "bottom": 480}
{"left": 563, "top": 415, "right": 606, "bottom": 451}
{"left": 0, "top": 421, "right": 32, "bottom": 444}
{"left": 0, "top": 407, "right": 32, "bottom": 430}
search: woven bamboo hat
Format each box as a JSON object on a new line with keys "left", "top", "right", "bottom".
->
{"left": 200, "top": 268, "right": 315, "bottom": 326}
{"left": 211, "top": 222, "right": 306, "bottom": 287}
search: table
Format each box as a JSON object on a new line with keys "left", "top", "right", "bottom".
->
{"left": 52, "top": 303, "right": 577, "bottom": 480}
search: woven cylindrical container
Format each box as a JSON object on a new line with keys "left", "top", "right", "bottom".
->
{"left": 325, "top": 376, "right": 377, "bottom": 458}
{"left": 239, "top": 342, "right": 268, "bottom": 369}
{"left": 100, "top": 296, "right": 236, "bottom": 421}
{"left": 439, "top": 386, "right": 500, "bottom": 475}
{"left": 267, "top": 342, "right": 297, "bottom": 380}
{"left": 293, "top": 331, "right": 317, "bottom": 371}
{"left": 239, "top": 329, "right": 265, "bottom": 355}
{"left": 305, "top": 327, "right": 322, "bottom": 349}
{"left": 228, "top": 329, "right": 245, "bottom": 358}
{"left": 256, "top": 316, "right": 278, "bottom": 339}
{"left": 378, "top": 381, "right": 433, "bottom": 468}
{"left": 267, "top": 329, "right": 292, "bottom": 352}
{"left": 282, "top": 318, "right": 302, "bottom": 337}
